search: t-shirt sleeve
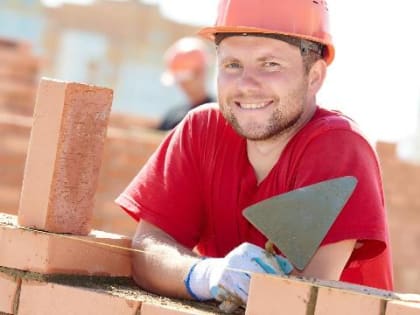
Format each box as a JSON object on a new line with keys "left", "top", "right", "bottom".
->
{"left": 292, "top": 127, "right": 387, "bottom": 262}
{"left": 115, "top": 113, "right": 204, "bottom": 249}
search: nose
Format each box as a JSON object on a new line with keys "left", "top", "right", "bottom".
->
{"left": 236, "top": 68, "right": 261, "bottom": 93}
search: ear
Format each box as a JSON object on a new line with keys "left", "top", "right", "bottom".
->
{"left": 307, "top": 59, "right": 327, "bottom": 96}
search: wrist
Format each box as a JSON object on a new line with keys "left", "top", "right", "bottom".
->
{"left": 184, "top": 257, "right": 220, "bottom": 301}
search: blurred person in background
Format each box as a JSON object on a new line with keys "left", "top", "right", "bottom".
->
{"left": 157, "top": 36, "right": 215, "bottom": 130}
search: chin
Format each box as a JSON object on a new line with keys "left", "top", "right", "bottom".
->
{"left": 234, "top": 125, "right": 273, "bottom": 141}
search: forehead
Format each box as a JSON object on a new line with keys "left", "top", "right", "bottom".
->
{"left": 217, "top": 35, "right": 301, "bottom": 61}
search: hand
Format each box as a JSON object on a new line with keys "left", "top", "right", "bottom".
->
{"left": 184, "top": 242, "right": 293, "bottom": 312}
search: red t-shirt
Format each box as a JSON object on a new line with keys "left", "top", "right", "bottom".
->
{"left": 116, "top": 104, "right": 394, "bottom": 291}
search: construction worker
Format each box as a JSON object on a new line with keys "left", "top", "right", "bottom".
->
{"left": 117, "top": 0, "right": 393, "bottom": 312}
{"left": 157, "top": 36, "right": 215, "bottom": 131}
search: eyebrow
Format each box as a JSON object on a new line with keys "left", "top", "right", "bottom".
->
{"left": 219, "top": 54, "right": 285, "bottom": 61}
{"left": 217, "top": 53, "right": 291, "bottom": 66}
{"left": 218, "top": 56, "right": 240, "bottom": 64}
{"left": 256, "top": 55, "right": 286, "bottom": 62}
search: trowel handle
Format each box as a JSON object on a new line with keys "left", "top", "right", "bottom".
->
{"left": 264, "top": 240, "right": 276, "bottom": 254}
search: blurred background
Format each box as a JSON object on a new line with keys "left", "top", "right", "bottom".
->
{"left": 0, "top": 0, "right": 419, "bottom": 295}
{"left": 0, "top": 0, "right": 218, "bottom": 119}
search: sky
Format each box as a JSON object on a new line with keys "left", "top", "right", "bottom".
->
{"left": 40, "top": 0, "right": 420, "bottom": 146}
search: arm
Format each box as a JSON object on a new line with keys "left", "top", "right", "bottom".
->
{"left": 293, "top": 239, "right": 357, "bottom": 280}
{"left": 131, "top": 220, "right": 201, "bottom": 299}
{"left": 133, "top": 222, "right": 294, "bottom": 312}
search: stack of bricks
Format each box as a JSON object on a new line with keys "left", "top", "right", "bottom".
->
{"left": 0, "top": 37, "right": 40, "bottom": 116}
{"left": 0, "top": 78, "right": 132, "bottom": 313}
{"left": 9, "top": 78, "right": 132, "bottom": 277}
{"left": 1, "top": 77, "right": 420, "bottom": 314}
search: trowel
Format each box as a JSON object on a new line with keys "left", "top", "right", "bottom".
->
{"left": 243, "top": 176, "right": 358, "bottom": 271}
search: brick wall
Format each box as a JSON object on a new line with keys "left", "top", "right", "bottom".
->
{"left": 0, "top": 38, "right": 40, "bottom": 116}
{"left": 376, "top": 142, "right": 420, "bottom": 294}
{"left": 0, "top": 212, "right": 236, "bottom": 315}
{"left": 1, "top": 214, "right": 420, "bottom": 315}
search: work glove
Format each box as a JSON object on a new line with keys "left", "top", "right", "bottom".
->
{"left": 184, "top": 242, "right": 293, "bottom": 313}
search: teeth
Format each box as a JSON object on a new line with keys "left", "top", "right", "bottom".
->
{"left": 240, "top": 102, "right": 268, "bottom": 109}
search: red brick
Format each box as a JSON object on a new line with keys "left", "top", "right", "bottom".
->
{"left": 18, "top": 279, "right": 141, "bottom": 315}
{"left": 0, "top": 186, "right": 21, "bottom": 214}
{"left": 0, "top": 50, "right": 39, "bottom": 69}
{"left": 246, "top": 274, "right": 314, "bottom": 315}
{"left": 0, "top": 80, "right": 36, "bottom": 96}
{"left": 386, "top": 301, "right": 420, "bottom": 315}
{"left": 314, "top": 286, "right": 385, "bottom": 315}
{"left": 0, "top": 271, "right": 20, "bottom": 314}
{"left": 141, "top": 303, "right": 204, "bottom": 315}
{"left": 0, "top": 64, "right": 38, "bottom": 79}
{"left": 0, "top": 213, "right": 131, "bottom": 276}
{"left": 385, "top": 294, "right": 420, "bottom": 315}
{"left": 18, "top": 78, "right": 113, "bottom": 235}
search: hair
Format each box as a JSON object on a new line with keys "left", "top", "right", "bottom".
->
{"left": 214, "top": 32, "right": 323, "bottom": 73}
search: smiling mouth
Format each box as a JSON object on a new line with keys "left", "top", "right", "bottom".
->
{"left": 235, "top": 100, "right": 273, "bottom": 110}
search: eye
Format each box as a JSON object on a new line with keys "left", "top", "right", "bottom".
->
{"left": 262, "top": 61, "right": 280, "bottom": 68}
{"left": 224, "top": 62, "right": 242, "bottom": 69}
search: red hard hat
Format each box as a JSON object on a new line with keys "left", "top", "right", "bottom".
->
{"left": 198, "top": 0, "right": 335, "bottom": 65}
{"left": 161, "top": 37, "right": 209, "bottom": 86}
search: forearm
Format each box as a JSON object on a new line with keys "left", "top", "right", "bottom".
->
{"left": 294, "top": 239, "right": 356, "bottom": 280}
{"left": 131, "top": 222, "right": 201, "bottom": 299}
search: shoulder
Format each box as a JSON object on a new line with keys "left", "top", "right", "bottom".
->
{"left": 188, "top": 102, "right": 221, "bottom": 118}
{"left": 287, "top": 107, "right": 381, "bottom": 178}
{"left": 296, "top": 107, "right": 372, "bottom": 148}
{"left": 176, "top": 102, "right": 242, "bottom": 156}
{"left": 185, "top": 102, "right": 229, "bottom": 131}
{"left": 308, "top": 107, "right": 362, "bottom": 134}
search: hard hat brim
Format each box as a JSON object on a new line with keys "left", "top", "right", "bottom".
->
{"left": 198, "top": 26, "right": 335, "bottom": 65}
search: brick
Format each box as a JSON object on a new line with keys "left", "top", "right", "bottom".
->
{"left": 0, "top": 213, "right": 131, "bottom": 276}
{"left": 314, "top": 286, "right": 385, "bottom": 315}
{"left": 386, "top": 301, "right": 420, "bottom": 315}
{"left": 0, "top": 271, "right": 20, "bottom": 314}
{"left": 0, "top": 63, "right": 38, "bottom": 79}
{"left": 0, "top": 186, "right": 21, "bottom": 214}
{"left": 246, "top": 273, "right": 314, "bottom": 315}
{"left": 0, "top": 50, "right": 39, "bottom": 69}
{"left": 18, "top": 279, "right": 141, "bottom": 315}
{"left": 0, "top": 80, "right": 36, "bottom": 96}
{"left": 141, "top": 303, "right": 205, "bottom": 315}
{"left": 18, "top": 78, "right": 113, "bottom": 235}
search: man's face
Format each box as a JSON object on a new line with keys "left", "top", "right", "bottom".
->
{"left": 217, "top": 35, "right": 312, "bottom": 141}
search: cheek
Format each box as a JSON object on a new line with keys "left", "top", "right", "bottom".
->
{"left": 216, "top": 76, "right": 230, "bottom": 98}
{"left": 217, "top": 72, "right": 229, "bottom": 86}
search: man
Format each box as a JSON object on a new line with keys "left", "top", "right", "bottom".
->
{"left": 116, "top": 0, "right": 393, "bottom": 312}
{"left": 157, "top": 36, "right": 214, "bottom": 130}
